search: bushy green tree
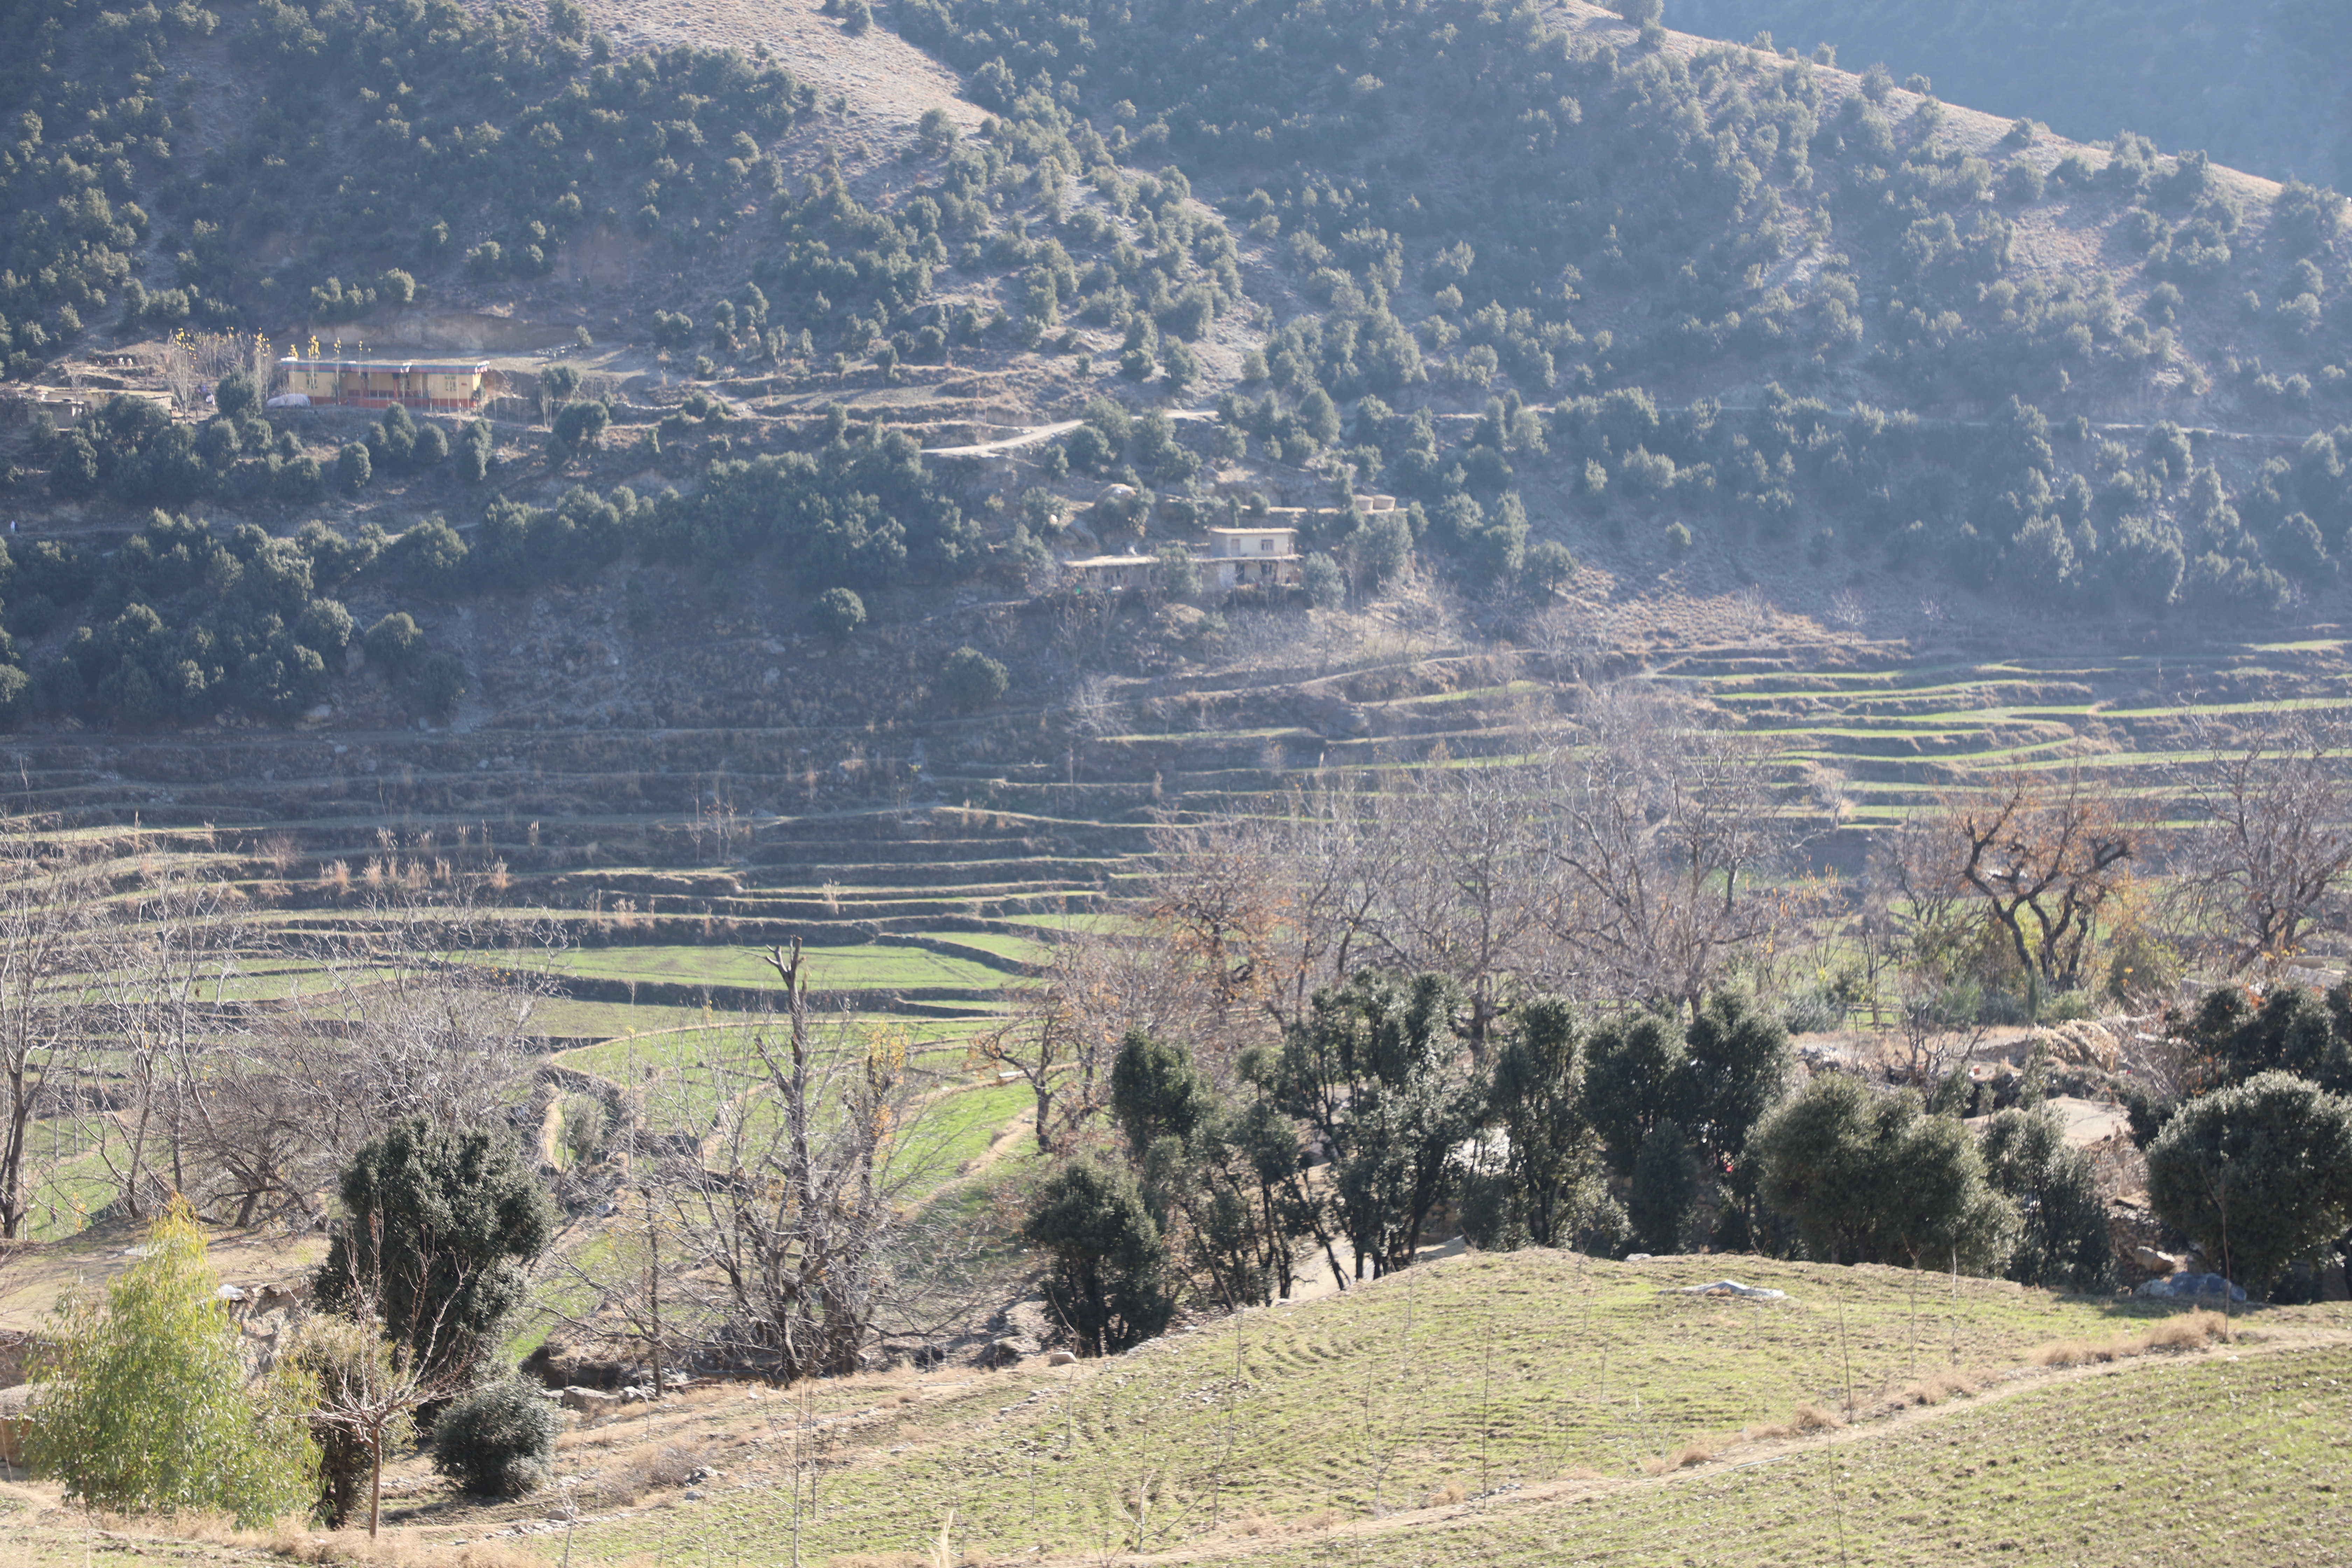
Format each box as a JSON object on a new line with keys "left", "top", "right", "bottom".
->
{"left": 365, "top": 611, "right": 426, "bottom": 675}
{"left": 335, "top": 442, "right": 372, "bottom": 496}
{"left": 1629, "top": 1118, "right": 1697, "bottom": 1254}
{"left": 430, "top": 1378, "right": 561, "bottom": 1497}
{"left": 1024, "top": 1157, "right": 1175, "bottom": 1355}
{"left": 1275, "top": 969, "right": 1480, "bottom": 1278}
{"left": 550, "top": 399, "right": 610, "bottom": 463}
{"left": 1301, "top": 550, "right": 1346, "bottom": 609}
{"left": 2145, "top": 1071, "right": 2352, "bottom": 1297}
{"left": 1111, "top": 1030, "right": 1309, "bottom": 1306}
{"left": 1481, "top": 996, "right": 1597, "bottom": 1248}
{"left": 315, "top": 1117, "right": 555, "bottom": 1381}
{"left": 938, "top": 645, "right": 1009, "bottom": 712}
{"left": 1753, "top": 1073, "right": 2017, "bottom": 1271}
{"left": 28, "top": 1199, "right": 317, "bottom": 1525}
{"left": 1982, "top": 1106, "right": 2113, "bottom": 1292}
{"left": 813, "top": 585, "right": 866, "bottom": 641}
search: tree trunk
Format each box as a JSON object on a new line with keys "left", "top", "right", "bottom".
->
{"left": 369, "top": 1434, "right": 384, "bottom": 1539}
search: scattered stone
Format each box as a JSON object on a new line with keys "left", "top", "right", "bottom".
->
{"left": 2134, "top": 1245, "right": 2188, "bottom": 1275}
{"left": 981, "top": 1336, "right": 1028, "bottom": 1368}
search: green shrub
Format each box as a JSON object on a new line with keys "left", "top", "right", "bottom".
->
{"left": 27, "top": 1199, "right": 317, "bottom": 1525}
{"left": 335, "top": 442, "right": 372, "bottom": 496}
{"left": 366, "top": 612, "right": 425, "bottom": 674}
{"left": 1023, "top": 1158, "right": 1175, "bottom": 1357}
{"left": 2144, "top": 1071, "right": 2352, "bottom": 1297}
{"left": 1301, "top": 550, "right": 1345, "bottom": 609}
{"left": 419, "top": 652, "right": 468, "bottom": 720}
{"left": 938, "top": 645, "right": 1009, "bottom": 712}
{"left": 430, "top": 1379, "right": 561, "bottom": 1498}
{"left": 813, "top": 586, "right": 866, "bottom": 641}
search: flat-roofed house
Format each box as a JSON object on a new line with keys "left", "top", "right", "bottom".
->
{"left": 1202, "top": 525, "right": 1300, "bottom": 589}
{"left": 276, "top": 356, "right": 490, "bottom": 412}
{"left": 1060, "top": 552, "right": 1160, "bottom": 592}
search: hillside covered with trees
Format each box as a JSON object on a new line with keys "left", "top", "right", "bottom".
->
{"left": 5, "top": 2, "right": 2352, "bottom": 733}
{"left": 1671, "top": 0, "right": 2352, "bottom": 191}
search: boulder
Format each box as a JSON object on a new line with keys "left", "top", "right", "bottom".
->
{"left": 2133, "top": 1271, "right": 2246, "bottom": 1302}
{"left": 560, "top": 1386, "right": 622, "bottom": 1416}
{"left": 2133, "top": 1245, "right": 2188, "bottom": 1276}
{"left": 879, "top": 1337, "right": 946, "bottom": 1371}
{"left": 980, "top": 1337, "right": 1028, "bottom": 1368}
{"left": 1045, "top": 1349, "right": 1079, "bottom": 1367}
{"left": 1670, "top": 1279, "right": 1789, "bottom": 1300}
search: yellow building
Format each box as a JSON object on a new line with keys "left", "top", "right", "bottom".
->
{"left": 276, "top": 356, "right": 489, "bottom": 412}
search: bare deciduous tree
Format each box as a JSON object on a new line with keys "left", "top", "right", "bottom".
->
{"left": 2169, "top": 716, "right": 2352, "bottom": 975}
{"left": 1917, "top": 766, "right": 2136, "bottom": 993}
{"left": 175, "top": 887, "right": 559, "bottom": 1227}
{"left": 0, "top": 817, "right": 113, "bottom": 1239}
{"left": 648, "top": 942, "right": 943, "bottom": 1380}
{"left": 984, "top": 916, "right": 1211, "bottom": 1150}
{"left": 1533, "top": 686, "right": 1813, "bottom": 1011}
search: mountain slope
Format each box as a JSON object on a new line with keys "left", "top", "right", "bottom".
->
{"left": 1670, "top": 0, "right": 2352, "bottom": 191}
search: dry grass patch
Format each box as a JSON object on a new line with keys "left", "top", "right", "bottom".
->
{"left": 1642, "top": 1438, "right": 1716, "bottom": 1474}
{"left": 2032, "top": 1309, "right": 2230, "bottom": 1367}
{"left": 1893, "top": 1368, "right": 1978, "bottom": 1406}
{"left": 1424, "top": 1481, "right": 1466, "bottom": 1507}
{"left": 169, "top": 1517, "right": 544, "bottom": 1567}
{"left": 1792, "top": 1401, "right": 1844, "bottom": 1432}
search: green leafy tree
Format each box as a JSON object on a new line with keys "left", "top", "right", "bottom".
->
{"left": 1023, "top": 1157, "right": 1175, "bottom": 1356}
{"left": 314, "top": 1116, "right": 555, "bottom": 1381}
{"left": 215, "top": 370, "right": 260, "bottom": 420}
{"left": 938, "top": 645, "right": 1010, "bottom": 712}
{"left": 1982, "top": 1105, "right": 2114, "bottom": 1292}
{"left": 335, "top": 441, "right": 372, "bottom": 496}
{"left": 550, "top": 399, "right": 610, "bottom": 464}
{"left": 419, "top": 652, "right": 468, "bottom": 719}
{"left": 813, "top": 586, "right": 866, "bottom": 642}
{"left": 1301, "top": 550, "right": 1346, "bottom": 609}
{"left": 28, "top": 1199, "right": 317, "bottom": 1525}
{"left": 1482, "top": 996, "right": 1598, "bottom": 1248}
{"left": 2145, "top": 1070, "right": 2352, "bottom": 1298}
{"left": 1583, "top": 1011, "right": 1691, "bottom": 1175}
{"left": 1111, "top": 1030, "right": 1306, "bottom": 1307}
{"left": 1753, "top": 1073, "right": 2017, "bottom": 1271}
{"left": 364, "top": 611, "right": 426, "bottom": 675}
{"left": 1275, "top": 969, "right": 1480, "bottom": 1279}
{"left": 1629, "top": 1118, "right": 1697, "bottom": 1254}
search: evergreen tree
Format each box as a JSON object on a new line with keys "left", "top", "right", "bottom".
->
{"left": 1024, "top": 1158, "right": 1175, "bottom": 1356}
{"left": 315, "top": 1116, "right": 555, "bottom": 1381}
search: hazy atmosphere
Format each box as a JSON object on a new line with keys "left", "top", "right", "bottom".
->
{"left": 0, "top": 2, "right": 2346, "bottom": 1564}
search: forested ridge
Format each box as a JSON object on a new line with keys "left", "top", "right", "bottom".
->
{"left": 1670, "top": 1, "right": 2352, "bottom": 192}
{"left": 6, "top": 0, "right": 2352, "bottom": 730}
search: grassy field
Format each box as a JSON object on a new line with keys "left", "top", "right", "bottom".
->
{"left": 547, "top": 1251, "right": 2350, "bottom": 1566}
{"left": 487, "top": 941, "right": 1021, "bottom": 995}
